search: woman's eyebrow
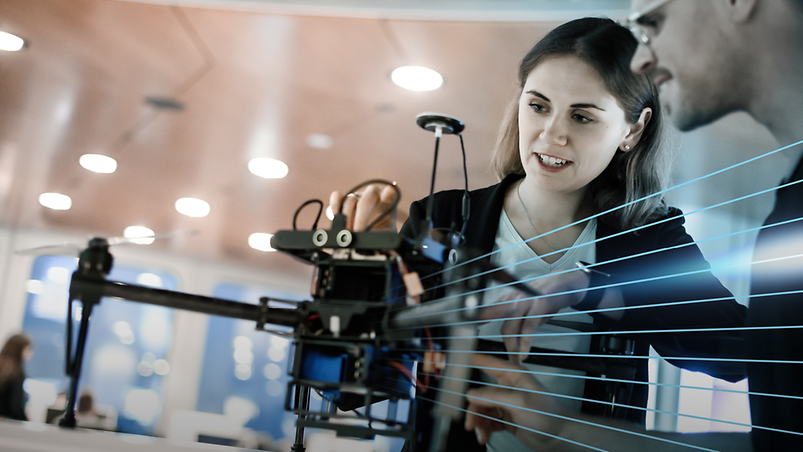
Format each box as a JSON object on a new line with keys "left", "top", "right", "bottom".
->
{"left": 524, "top": 90, "right": 605, "bottom": 111}
{"left": 525, "top": 90, "right": 550, "bottom": 103}
{"left": 571, "top": 103, "right": 605, "bottom": 111}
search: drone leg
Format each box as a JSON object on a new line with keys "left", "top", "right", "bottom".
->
{"left": 59, "top": 299, "right": 96, "bottom": 428}
{"left": 291, "top": 384, "right": 311, "bottom": 452}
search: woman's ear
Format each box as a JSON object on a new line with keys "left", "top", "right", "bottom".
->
{"left": 620, "top": 107, "right": 652, "bottom": 152}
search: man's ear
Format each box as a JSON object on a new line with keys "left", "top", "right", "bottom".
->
{"left": 620, "top": 107, "right": 652, "bottom": 152}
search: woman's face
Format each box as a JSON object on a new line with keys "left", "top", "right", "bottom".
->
{"left": 23, "top": 345, "right": 34, "bottom": 362}
{"left": 518, "top": 55, "right": 634, "bottom": 195}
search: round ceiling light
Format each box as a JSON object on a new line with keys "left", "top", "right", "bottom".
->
{"left": 248, "top": 233, "right": 275, "bottom": 252}
{"left": 124, "top": 226, "right": 155, "bottom": 245}
{"left": 0, "top": 31, "right": 24, "bottom": 52}
{"left": 248, "top": 158, "right": 288, "bottom": 179}
{"left": 39, "top": 193, "right": 72, "bottom": 211}
{"left": 391, "top": 66, "right": 443, "bottom": 92}
{"left": 175, "top": 198, "right": 210, "bottom": 218}
{"left": 80, "top": 154, "right": 117, "bottom": 174}
{"left": 306, "top": 133, "right": 333, "bottom": 150}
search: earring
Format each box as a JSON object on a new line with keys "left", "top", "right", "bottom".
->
{"left": 624, "top": 145, "right": 631, "bottom": 150}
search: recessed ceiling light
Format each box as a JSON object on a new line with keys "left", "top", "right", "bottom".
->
{"left": 248, "top": 158, "right": 288, "bottom": 179}
{"left": 391, "top": 66, "right": 443, "bottom": 92}
{"left": 124, "top": 226, "right": 155, "bottom": 245}
{"left": 0, "top": 31, "right": 24, "bottom": 52}
{"left": 79, "top": 154, "right": 117, "bottom": 174}
{"left": 248, "top": 233, "right": 275, "bottom": 252}
{"left": 39, "top": 193, "right": 72, "bottom": 210}
{"left": 175, "top": 198, "right": 210, "bottom": 218}
{"left": 306, "top": 133, "right": 333, "bottom": 150}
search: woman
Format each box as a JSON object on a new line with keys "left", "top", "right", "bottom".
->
{"left": 332, "top": 17, "right": 746, "bottom": 451}
{"left": 0, "top": 333, "right": 33, "bottom": 421}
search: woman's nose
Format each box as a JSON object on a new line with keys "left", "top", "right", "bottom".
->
{"left": 540, "top": 117, "right": 568, "bottom": 146}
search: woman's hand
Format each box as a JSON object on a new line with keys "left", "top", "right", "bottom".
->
{"left": 481, "top": 268, "right": 591, "bottom": 363}
{"left": 329, "top": 184, "right": 398, "bottom": 231}
{"left": 465, "top": 354, "right": 569, "bottom": 450}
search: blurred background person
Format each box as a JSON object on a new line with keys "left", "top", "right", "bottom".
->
{"left": 0, "top": 333, "right": 33, "bottom": 421}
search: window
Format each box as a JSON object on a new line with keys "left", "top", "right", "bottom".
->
{"left": 196, "top": 282, "right": 296, "bottom": 443}
{"left": 22, "top": 255, "right": 177, "bottom": 434}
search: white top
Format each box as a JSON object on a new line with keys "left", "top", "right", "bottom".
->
{"left": 478, "top": 209, "right": 597, "bottom": 452}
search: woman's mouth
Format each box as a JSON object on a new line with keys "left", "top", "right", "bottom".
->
{"left": 537, "top": 153, "right": 569, "bottom": 168}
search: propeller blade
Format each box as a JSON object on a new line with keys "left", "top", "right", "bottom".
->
{"left": 110, "top": 229, "right": 199, "bottom": 246}
{"left": 14, "top": 243, "right": 83, "bottom": 257}
{"left": 15, "top": 230, "right": 198, "bottom": 256}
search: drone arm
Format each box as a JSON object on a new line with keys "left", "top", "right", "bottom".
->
{"left": 69, "top": 275, "right": 302, "bottom": 327}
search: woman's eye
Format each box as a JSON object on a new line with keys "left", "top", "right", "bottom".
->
{"left": 529, "top": 103, "right": 546, "bottom": 113}
{"left": 572, "top": 113, "right": 592, "bottom": 124}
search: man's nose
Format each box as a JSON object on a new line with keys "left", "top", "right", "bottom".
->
{"left": 630, "top": 42, "right": 656, "bottom": 74}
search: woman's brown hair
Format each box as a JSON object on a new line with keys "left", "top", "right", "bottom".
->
{"left": 0, "top": 334, "right": 32, "bottom": 385}
{"left": 491, "top": 17, "right": 669, "bottom": 229}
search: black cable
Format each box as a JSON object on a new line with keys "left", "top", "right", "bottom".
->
{"left": 292, "top": 199, "right": 324, "bottom": 231}
{"left": 457, "top": 133, "right": 470, "bottom": 245}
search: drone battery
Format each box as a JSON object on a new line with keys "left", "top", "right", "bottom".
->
{"left": 293, "top": 340, "right": 415, "bottom": 411}
{"left": 297, "top": 344, "right": 356, "bottom": 385}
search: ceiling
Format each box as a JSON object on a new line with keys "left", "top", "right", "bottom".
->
{"left": 0, "top": 0, "right": 634, "bottom": 282}
{"left": 0, "top": 0, "right": 783, "bottom": 292}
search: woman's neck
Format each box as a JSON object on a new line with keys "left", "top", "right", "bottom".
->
{"left": 515, "top": 177, "right": 591, "bottom": 231}
{"left": 505, "top": 177, "right": 593, "bottom": 264}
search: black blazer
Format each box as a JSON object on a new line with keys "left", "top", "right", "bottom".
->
{"left": 402, "top": 173, "right": 747, "bottom": 449}
{"left": 747, "top": 156, "right": 803, "bottom": 450}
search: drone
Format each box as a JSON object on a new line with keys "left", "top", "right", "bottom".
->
{"left": 42, "top": 113, "right": 637, "bottom": 452}
{"left": 34, "top": 113, "right": 487, "bottom": 452}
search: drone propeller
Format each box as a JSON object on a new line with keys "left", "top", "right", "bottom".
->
{"left": 14, "top": 243, "right": 84, "bottom": 257}
{"left": 14, "top": 230, "right": 199, "bottom": 257}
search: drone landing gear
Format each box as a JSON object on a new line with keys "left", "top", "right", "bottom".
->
{"left": 59, "top": 238, "right": 111, "bottom": 428}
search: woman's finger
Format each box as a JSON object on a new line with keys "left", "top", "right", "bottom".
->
{"left": 465, "top": 401, "right": 506, "bottom": 444}
{"left": 472, "top": 354, "right": 536, "bottom": 389}
{"left": 518, "top": 301, "right": 553, "bottom": 357}
{"left": 379, "top": 184, "right": 397, "bottom": 204}
{"left": 479, "top": 297, "right": 514, "bottom": 321}
{"left": 501, "top": 316, "right": 525, "bottom": 364}
{"left": 353, "top": 185, "right": 381, "bottom": 231}
{"left": 465, "top": 370, "right": 569, "bottom": 450}
{"left": 329, "top": 191, "right": 343, "bottom": 218}
{"left": 341, "top": 194, "right": 358, "bottom": 230}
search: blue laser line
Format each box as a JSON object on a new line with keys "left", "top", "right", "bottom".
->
{"left": 417, "top": 139, "right": 803, "bottom": 282}
{"left": 419, "top": 372, "right": 762, "bottom": 434}
{"left": 404, "top": 349, "right": 800, "bottom": 365}
{"left": 419, "top": 389, "right": 720, "bottom": 451}
{"left": 417, "top": 177, "right": 803, "bottom": 301}
{"left": 387, "top": 248, "right": 802, "bottom": 326}
{"left": 431, "top": 324, "right": 803, "bottom": 342}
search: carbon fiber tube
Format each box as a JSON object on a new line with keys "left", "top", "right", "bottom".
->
{"left": 70, "top": 275, "right": 300, "bottom": 327}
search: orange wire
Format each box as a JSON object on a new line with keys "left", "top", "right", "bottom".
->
{"left": 388, "top": 360, "right": 428, "bottom": 393}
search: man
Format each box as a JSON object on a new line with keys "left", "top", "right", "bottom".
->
{"left": 464, "top": 1, "right": 803, "bottom": 450}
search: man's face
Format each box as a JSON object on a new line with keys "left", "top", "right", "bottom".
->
{"left": 629, "top": 0, "right": 734, "bottom": 131}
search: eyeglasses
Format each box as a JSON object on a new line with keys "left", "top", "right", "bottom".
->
{"left": 627, "top": 0, "right": 675, "bottom": 46}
